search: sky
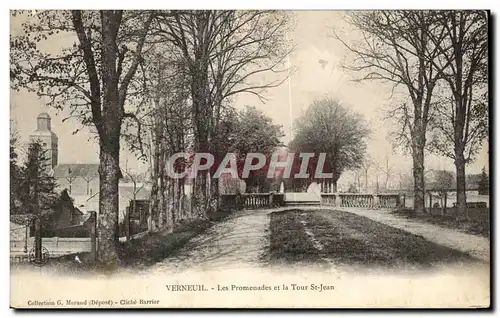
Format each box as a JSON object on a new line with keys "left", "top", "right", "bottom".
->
{"left": 10, "top": 11, "right": 490, "bottom": 187}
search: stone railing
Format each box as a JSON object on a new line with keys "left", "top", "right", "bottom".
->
{"left": 220, "top": 193, "right": 285, "bottom": 211}
{"left": 321, "top": 193, "right": 404, "bottom": 209}
{"left": 241, "top": 193, "right": 285, "bottom": 209}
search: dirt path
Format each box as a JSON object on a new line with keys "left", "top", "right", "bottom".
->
{"left": 154, "top": 205, "right": 489, "bottom": 273}
{"left": 301, "top": 206, "right": 490, "bottom": 262}
{"left": 155, "top": 209, "right": 275, "bottom": 272}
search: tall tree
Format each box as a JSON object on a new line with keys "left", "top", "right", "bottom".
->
{"left": 20, "top": 141, "right": 58, "bottom": 218}
{"left": 376, "top": 152, "right": 395, "bottom": 191}
{"left": 477, "top": 166, "right": 489, "bottom": 195}
{"left": 359, "top": 156, "right": 373, "bottom": 192}
{"left": 290, "top": 97, "right": 370, "bottom": 192}
{"left": 427, "top": 11, "right": 488, "bottom": 220}
{"left": 10, "top": 130, "right": 23, "bottom": 214}
{"left": 11, "top": 10, "right": 157, "bottom": 264}
{"left": 335, "top": 11, "right": 445, "bottom": 214}
{"left": 231, "top": 106, "right": 284, "bottom": 193}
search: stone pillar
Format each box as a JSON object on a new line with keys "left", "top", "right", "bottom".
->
{"left": 89, "top": 211, "right": 97, "bottom": 262}
{"left": 373, "top": 194, "right": 380, "bottom": 209}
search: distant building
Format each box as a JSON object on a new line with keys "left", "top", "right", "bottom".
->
{"left": 52, "top": 189, "right": 85, "bottom": 230}
{"left": 53, "top": 163, "right": 101, "bottom": 212}
{"left": 28, "top": 113, "right": 156, "bottom": 224}
{"left": 53, "top": 163, "right": 142, "bottom": 217}
{"left": 29, "top": 112, "right": 58, "bottom": 169}
{"left": 30, "top": 113, "right": 133, "bottom": 216}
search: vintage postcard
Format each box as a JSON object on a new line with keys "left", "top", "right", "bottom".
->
{"left": 9, "top": 9, "right": 490, "bottom": 309}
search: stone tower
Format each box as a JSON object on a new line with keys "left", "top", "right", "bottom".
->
{"left": 29, "top": 112, "right": 58, "bottom": 169}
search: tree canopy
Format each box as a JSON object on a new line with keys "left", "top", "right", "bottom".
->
{"left": 289, "top": 97, "right": 370, "bottom": 191}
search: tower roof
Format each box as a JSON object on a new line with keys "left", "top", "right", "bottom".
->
{"left": 37, "top": 112, "right": 51, "bottom": 119}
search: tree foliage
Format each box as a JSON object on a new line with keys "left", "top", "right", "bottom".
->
{"left": 15, "top": 140, "right": 59, "bottom": 216}
{"left": 429, "top": 170, "right": 454, "bottom": 192}
{"left": 232, "top": 106, "right": 284, "bottom": 192}
{"left": 10, "top": 131, "right": 23, "bottom": 214}
{"left": 290, "top": 97, "right": 369, "bottom": 191}
{"left": 478, "top": 166, "right": 489, "bottom": 195}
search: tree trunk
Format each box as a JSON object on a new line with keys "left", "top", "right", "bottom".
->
{"left": 150, "top": 117, "right": 162, "bottom": 232}
{"left": 97, "top": 138, "right": 120, "bottom": 265}
{"left": 365, "top": 170, "right": 368, "bottom": 191}
{"left": 96, "top": 11, "right": 124, "bottom": 265}
{"left": 179, "top": 178, "right": 186, "bottom": 220}
{"left": 192, "top": 172, "right": 209, "bottom": 219}
{"left": 412, "top": 144, "right": 425, "bottom": 215}
{"left": 158, "top": 150, "right": 166, "bottom": 230}
{"left": 172, "top": 177, "right": 179, "bottom": 226}
{"left": 331, "top": 173, "right": 339, "bottom": 193}
{"left": 210, "top": 176, "right": 220, "bottom": 213}
{"left": 164, "top": 176, "right": 174, "bottom": 232}
{"left": 455, "top": 152, "right": 467, "bottom": 220}
{"left": 149, "top": 161, "right": 159, "bottom": 232}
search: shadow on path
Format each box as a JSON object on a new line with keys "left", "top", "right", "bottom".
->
{"left": 155, "top": 209, "right": 274, "bottom": 272}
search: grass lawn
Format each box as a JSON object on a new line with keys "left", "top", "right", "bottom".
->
{"left": 268, "top": 210, "right": 325, "bottom": 265}
{"left": 391, "top": 208, "right": 490, "bottom": 238}
{"left": 117, "top": 219, "right": 212, "bottom": 269}
{"left": 269, "top": 209, "right": 480, "bottom": 271}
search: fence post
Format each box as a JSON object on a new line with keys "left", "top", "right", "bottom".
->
{"left": 443, "top": 192, "right": 447, "bottom": 216}
{"left": 90, "top": 211, "right": 97, "bottom": 263}
{"left": 24, "top": 225, "right": 28, "bottom": 253}
{"left": 126, "top": 206, "right": 130, "bottom": 241}
{"left": 34, "top": 217, "right": 41, "bottom": 263}
{"left": 428, "top": 193, "right": 432, "bottom": 215}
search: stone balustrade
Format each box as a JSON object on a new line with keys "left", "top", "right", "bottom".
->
{"left": 321, "top": 193, "right": 404, "bottom": 209}
{"left": 220, "top": 193, "right": 285, "bottom": 211}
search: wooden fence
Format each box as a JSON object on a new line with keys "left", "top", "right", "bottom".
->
{"left": 10, "top": 211, "right": 96, "bottom": 263}
{"left": 321, "top": 193, "right": 404, "bottom": 209}
{"left": 10, "top": 237, "right": 92, "bottom": 261}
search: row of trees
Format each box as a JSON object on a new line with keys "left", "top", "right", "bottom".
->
{"left": 337, "top": 11, "right": 488, "bottom": 218}
{"left": 10, "top": 10, "right": 290, "bottom": 264}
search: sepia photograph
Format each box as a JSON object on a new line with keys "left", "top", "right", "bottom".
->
{"left": 8, "top": 8, "right": 491, "bottom": 309}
